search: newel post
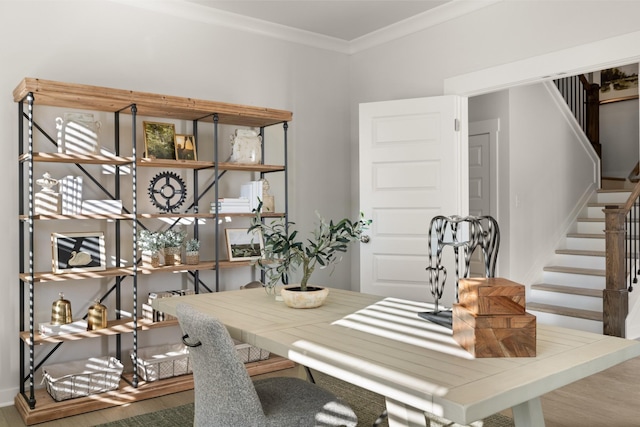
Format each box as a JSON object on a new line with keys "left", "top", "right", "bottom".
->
{"left": 603, "top": 206, "right": 628, "bottom": 337}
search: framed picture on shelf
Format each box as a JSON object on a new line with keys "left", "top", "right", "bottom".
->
{"left": 51, "top": 231, "right": 106, "bottom": 273}
{"left": 143, "top": 121, "right": 176, "bottom": 160}
{"left": 175, "top": 134, "right": 197, "bottom": 161}
{"left": 225, "top": 228, "right": 264, "bottom": 261}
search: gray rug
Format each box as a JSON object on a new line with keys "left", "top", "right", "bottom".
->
{"left": 94, "top": 371, "right": 514, "bottom": 427}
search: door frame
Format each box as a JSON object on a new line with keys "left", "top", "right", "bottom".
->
{"left": 469, "top": 119, "right": 501, "bottom": 277}
{"left": 444, "top": 30, "right": 640, "bottom": 97}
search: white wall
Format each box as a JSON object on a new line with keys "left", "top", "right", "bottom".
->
{"left": 508, "top": 83, "right": 597, "bottom": 285}
{"left": 601, "top": 99, "right": 640, "bottom": 178}
{"left": 0, "top": 0, "right": 351, "bottom": 406}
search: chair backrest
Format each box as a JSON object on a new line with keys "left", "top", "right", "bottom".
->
{"left": 176, "top": 304, "right": 266, "bottom": 426}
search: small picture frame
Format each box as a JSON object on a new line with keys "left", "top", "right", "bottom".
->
{"left": 175, "top": 134, "right": 197, "bottom": 161}
{"left": 225, "top": 228, "right": 264, "bottom": 261}
{"left": 143, "top": 121, "right": 176, "bottom": 160}
{"left": 52, "top": 232, "right": 106, "bottom": 273}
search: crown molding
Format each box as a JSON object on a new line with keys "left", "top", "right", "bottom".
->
{"left": 349, "top": 0, "right": 502, "bottom": 54}
{"left": 111, "top": 0, "right": 500, "bottom": 55}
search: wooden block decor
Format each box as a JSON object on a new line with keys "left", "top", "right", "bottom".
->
{"left": 452, "top": 303, "right": 536, "bottom": 358}
{"left": 458, "top": 277, "right": 525, "bottom": 315}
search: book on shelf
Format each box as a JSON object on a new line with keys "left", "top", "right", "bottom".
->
{"left": 59, "top": 175, "right": 83, "bottom": 214}
{"left": 211, "top": 197, "right": 252, "bottom": 213}
{"left": 209, "top": 180, "right": 264, "bottom": 214}
{"left": 240, "top": 180, "right": 263, "bottom": 212}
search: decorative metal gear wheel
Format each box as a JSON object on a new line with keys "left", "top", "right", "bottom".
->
{"left": 148, "top": 171, "right": 187, "bottom": 213}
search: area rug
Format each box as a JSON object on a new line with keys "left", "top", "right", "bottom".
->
{"left": 94, "top": 371, "right": 514, "bottom": 427}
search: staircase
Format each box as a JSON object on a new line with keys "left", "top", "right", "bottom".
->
{"left": 527, "top": 188, "right": 632, "bottom": 333}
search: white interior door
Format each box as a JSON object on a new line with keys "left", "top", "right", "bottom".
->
{"left": 468, "top": 119, "right": 499, "bottom": 277}
{"left": 468, "top": 132, "right": 490, "bottom": 276}
{"left": 359, "top": 96, "right": 468, "bottom": 304}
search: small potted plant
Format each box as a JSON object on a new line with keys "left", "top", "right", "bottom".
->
{"left": 185, "top": 238, "right": 200, "bottom": 265}
{"left": 161, "top": 228, "right": 187, "bottom": 265}
{"left": 138, "top": 229, "right": 163, "bottom": 267}
{"left": 250, "top": 203, "right": 371, "bottom": 308}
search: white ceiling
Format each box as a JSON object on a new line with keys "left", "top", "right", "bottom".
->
{"left": 183, "top": 0, "right": 452, "bottom": 41}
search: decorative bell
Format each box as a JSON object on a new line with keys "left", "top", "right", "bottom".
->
{"left": 87, "top": 300, "right": 108, "bottom": 330}
{"left": 51, "top": 292, "right": 73, "bottom": 325}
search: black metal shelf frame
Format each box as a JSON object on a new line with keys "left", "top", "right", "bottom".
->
{"left": 16, "top": 94, "right": 289, "bottom": 410}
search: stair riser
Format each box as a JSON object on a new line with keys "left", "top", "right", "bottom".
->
{"left": 576, "top": 222, "right": 605, "bottom": 234}
{"left": 564, "top": 237, "right": 605, "bottom": 251}
{"left": 586, "top": 206, "right": 606, "bottom": 218}
{"left": 597, "top": 192, "right": 631, "bottom": 204}
{"left": 542, "top": 271, "right": 605, "bottom": 289}
{"left": 530, "top": 289, "right": 602, "bottom": 311}
{"left": 528, "top": 311, "right": 602, "bottom": 334}
{"left": 552, "top": 253, "right": 605, "bottom": 269}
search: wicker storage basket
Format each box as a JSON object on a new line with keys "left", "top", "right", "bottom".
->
{"left": 42, "top": 356, "right": 123, "bottom": 401}
{"left": 233, "top": 339, "right": 270, "bottom": 363}
{"left": 131, "top": 343, "right": 192, "bottom": 382}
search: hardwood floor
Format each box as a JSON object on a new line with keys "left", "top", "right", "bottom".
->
{"left": 2, "top": 357, "right": 640, "bottom": 426}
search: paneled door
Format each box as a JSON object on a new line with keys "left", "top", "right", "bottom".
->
{"left": 469, "top": 120, "right": 497, "bottom": 277}
{"left": 359, "top": 96, "right": 468, "bottom": 305}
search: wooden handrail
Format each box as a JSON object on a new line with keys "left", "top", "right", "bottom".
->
{"left": 621, "top": 178, "right": 640, "bottom": 211}
{"left": 604, "top": 179, "right": 640, "bottom": 337}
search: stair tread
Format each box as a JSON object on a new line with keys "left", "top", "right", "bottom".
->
{"left": 577, "top": 217, "right": 639, "bottom": 223}
{"left": 566, "top": 233, "right": 604, "bottom": 239}
{"left": 527, "top": 302, "right": 602, "bottom": 321}
{"left": 597, "top": 189, "right": 632, "bottom": 193}
{"left": 555, "top": 249, "right": 604, "bottom": 257}
{"left": 587, "top": 202, "right": 623, "bottom": 207}
{"left": 543, "top": 265, "right": 605, "bottom": 276}
{"left": 531, "top": 283, "right": 602, "bottom": 297}
{"left": 567, "top": 232, "right": 640, "bottom": 240}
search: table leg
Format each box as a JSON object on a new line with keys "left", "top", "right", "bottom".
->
{"left": 385, "top": 397, "right": 428, "bottom": 427}
{"left": 512, "top": 397, "right": 545, "bottom": 427}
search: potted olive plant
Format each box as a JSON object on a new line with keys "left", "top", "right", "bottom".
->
{"left": 138, "top": 229, "right": 164, "bottom": 267}
{"left": 185, "top": 238, "right": 200, "bottom": 265}
{"left": 249, "top": 203, "right": 371, "bottom": 308}
{"left": 160, "top": 228, "right": 187, "bottom": 265}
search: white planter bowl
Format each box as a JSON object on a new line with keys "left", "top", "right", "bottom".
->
{"left": 280, "top": 285, "right": 329, "bottom": 309}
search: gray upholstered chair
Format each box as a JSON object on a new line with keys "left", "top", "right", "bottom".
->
{"left": 176, "top": 304, "right": 358, "bottom": 427}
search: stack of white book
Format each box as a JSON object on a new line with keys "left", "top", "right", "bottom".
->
{"left": 209, "top": 180, "right": 263, "bottom": 213}
{"left": 210, "top": 197, "right": 252, "bottom": 213}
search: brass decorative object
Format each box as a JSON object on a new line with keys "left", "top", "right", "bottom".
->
{"left": 87, "top": 300, "right": 108, "bottom": 330}
{"left": 51, "top": 293, "right": 72, "bottom": 325}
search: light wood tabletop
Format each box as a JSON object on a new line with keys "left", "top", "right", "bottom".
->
{"left": 154, "top": 287, "right": 640, "bottom": 427}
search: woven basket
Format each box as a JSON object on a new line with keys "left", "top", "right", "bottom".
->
{"left": 42, "top": 356, "right": 123, "bottom": 401}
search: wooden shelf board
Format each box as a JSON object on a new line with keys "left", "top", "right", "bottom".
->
{"left": 137, "top": 157, "right": 285, "bottom": 172}
{"left": 137, "top": 259, "right": 253, "bottom": 274}
{"left": 137, "top": 158, "right": 214, "bottom": 169}
{"left": 20, "top": 267, "right": 134, "bottom": 283}
{"left": 15, "top": 356, "right": 295, "bottom": 425}
{"left": 14, "top": 78, "right": 292, "bottom": 127}
{"left": 19, "top": 259, "right": 259, "bottom": 282}
{"left": 20, "top": 213, "right": 134, "bottom": 221}
{"left": 20, "top": 318, "right": 179, "bottom": 345}
{"left": 20, "top": 152, "right": 134, "bottom": 165}
{"left": 138, "top": 212, "right": 213, "bottom": 219}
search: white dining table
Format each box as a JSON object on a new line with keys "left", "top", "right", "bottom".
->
{"left": 153, "top": 287, "right": 640, "bottom": 427}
